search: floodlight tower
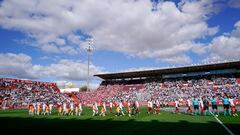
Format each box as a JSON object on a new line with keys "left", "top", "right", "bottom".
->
{"left": 86, "top": 38, "right": 93, "bottom": 92}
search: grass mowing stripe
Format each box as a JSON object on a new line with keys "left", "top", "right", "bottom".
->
{"left": 210, "top": 111, "right": 235, "bottom": 135}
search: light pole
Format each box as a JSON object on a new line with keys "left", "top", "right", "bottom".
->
{"left": 86, "top": 38, "right": 93, "bottom": 92}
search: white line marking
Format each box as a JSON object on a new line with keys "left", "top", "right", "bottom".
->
{"left": 210, "top": 111, "right": 235, "bottom": 135}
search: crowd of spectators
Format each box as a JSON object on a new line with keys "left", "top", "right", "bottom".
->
{"left": 73, "top": 74, "right": 240, "bottom": 106}
{"left": 0, "top": 79, "right": 69, "bottom": 109}
{"left": 1, "top": 74, "right": 240, "bottom": 109}
{"left": 143, "top": 75, "right": 240, "bottom": 104}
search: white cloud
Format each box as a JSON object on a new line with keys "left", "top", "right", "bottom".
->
{"left": 0, "top": 53, "right": 38, "bottom": 79}
{"left": 161, "top": 55, "right": 192, "bottom": 64}
{"left": 59, "top": 46, "right": 78, "bottom": 55}
{"left": 228, "top": 0, "right": 240, "bottom": 8}
{"left": 0, "top": 0, "right": 219, "bottom": 64}
{"left": 43, "top": 59, "right": 103, "bottom": 80}
{"left": 204, "top": 20, "right": 240, "bottom": 62}
{"left": 0, "top": 53, "right": 103, "bottom": 81}
{"left": 191, "top": 43, "right": 208, "bottom": 55}
{"left": 40, "top": 44, "right": 60, "bottom": 53}
{"left": 120, "top": 67, "right": 161, "bottom": 73}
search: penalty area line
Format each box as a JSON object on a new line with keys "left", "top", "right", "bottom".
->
{"left": 210, "top": 111, "right": 235, "bottom": 135}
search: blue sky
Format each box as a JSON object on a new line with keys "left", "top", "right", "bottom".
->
{"left": 0, "top": 0, "right": 240, "bottom": 87}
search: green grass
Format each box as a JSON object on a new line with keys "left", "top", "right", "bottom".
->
{"left": 0, "top": 107, "right": 239, "bottom": 135}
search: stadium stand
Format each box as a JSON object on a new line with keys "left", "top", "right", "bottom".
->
{"left": 69, "top": 76, "right": 239, "bottom": 106}
{"left": 72, "top": 74, "right": 239, "bottom": 106}
{"left": 78, "top": 61, "right": 240, "bottom": 106}
{"left": 0, "top": 78, "right": 69, "bottom": 109}
{"left": 1, "top": 61, "right": 240, "bottom": 109}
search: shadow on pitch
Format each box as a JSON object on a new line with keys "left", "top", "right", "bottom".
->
{"left": 0, "top": 116, "right": 238, "bottom": 135}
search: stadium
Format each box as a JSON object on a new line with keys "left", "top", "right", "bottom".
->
{"left": 1, "top": 61, "right": 240, "bottom": 135}
{"left": 0, "top": 0, "right": 240, "bottom": 135}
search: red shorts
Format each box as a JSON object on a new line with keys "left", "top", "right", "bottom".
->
{"left": 156, "top": 107, "right": 160, "bottom": 112}
{"left": 148, "top": 107, "right": 152, "bottom": 112}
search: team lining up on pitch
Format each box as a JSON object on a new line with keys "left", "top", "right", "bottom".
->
{"left": 28, "top": 93, "right": 238, "bottom": 117}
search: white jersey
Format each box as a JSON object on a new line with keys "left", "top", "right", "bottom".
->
{"left": 119, "top": 102, "right": 123, "bottom": 109}
{"left": 199, "top": 100, "right": 204, "bottom": 108}
{"left": 175, "top": 101, "right": 179, "bottom": 107}
{"left": 70, "top": 103, "right": 74, "bottom": 110}
{"left": 94, "top": 103, "right": 98, "bottom": 110}
{"left": 156, "top": 100, "right": 160, "bottom": 107}
{"left": 103, "top": 102, "right": 106, "bottom": 111}
{"left": 187, "top": 99, "right": 191, "bottom": 106}
{"left": 33, "top": 103, "right": 36, "bottom": 109}
{"left": 3, "top": 100, "right": 6, "bottom": 108}
{"left": 42, "top": 103, "right": 46, "bottom": 110}
{"left": 63, "top": 103, "right": 67, "bottom": 111}
{"left": 127, "top": 102, "right": 131, "bottom": 107}
{"left": 148, "top": 101, "right": 153, "bottom": 108}
{"left": 109, "top": 102, "right": 113, "bottom": 108}
{"left": 135, "top": 101, "right": 139, "bottom": 108}
{"left": 49, "top": 104, "right": 53, "bottom": 111}
{"left": 78, "top": 103, "right": 82, "bottom": 111}
{"left": 229, "top": 98, "right": 235, "bottom": 106}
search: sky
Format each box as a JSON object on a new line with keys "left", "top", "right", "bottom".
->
{"left": 0, "top": 0, "right": 240, "bottom": 88}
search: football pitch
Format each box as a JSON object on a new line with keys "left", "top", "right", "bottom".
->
{"left": 0, "top": 107, "right": 239, "bottom": 135}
